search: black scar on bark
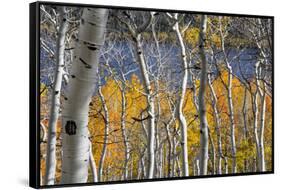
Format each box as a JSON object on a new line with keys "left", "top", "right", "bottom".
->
{"left": 200, "top": 130, "right": 203, "bottom": 134}
{"left": 55, "top": 91, "right": 59, "bottom": 95}
{"left": 84, "top": 41, "right": 98, "bottom": 51}
{"left": 87, "top": 46, "right": 98, "bottom": 51}
{"left": 64, "top": 97, "right": 68, "bottom": 100}
{"left": 79, "top": 57, "right": 92, "bottom": 69}
{"left": 62, "top": 18, "right": 66, "bottom": 22}
{"left": 88, "top": 21, "right": 97, "bottom": 26}
{"left": 81, "top": 18, "right": 85, "bottom": 25}
{"left": 65, "top": 120, "right": 77, "bottom": 135}
{"left": 137, "top": 51, "right": 142, "bottom": 55}
{"left": 71, "top": 75, "right": 76, "bottom": 78}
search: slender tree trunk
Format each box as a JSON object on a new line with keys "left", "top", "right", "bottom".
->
{"left": 259, "top": 89, "right": 266, "bottom": 172}
{"left": 164, "top": 118, "right": 173, "bottom": 177}
{"left": 242, "top": 87, "right": 249, "bottom": 172}
{"left": 60, "top": 8, "right": 108, "bottom": 184}
{"left": 250, "top": 18, "right": 270, "bottom": 172}
{"left": 209, "top": 131, "right": 216, "bottom": 175}
{"left": 252, "top": 89, "right": 260, "bottom": 172}
{"left": 254, "top": 61, "right": 266, "bottom": 172}
{"left": 134, "top": 34, "right": 156, "bottom": 179}
{"left": 120, "top": 84, "right": 130, "bottom": 180}
{"left": 98, "top": 83, "right": 110, "bottom": 182}
{"left": 44, "top": 7, "right": 68, "bottom": 185}
{"left": 174, "top": 14, "right": 189, "bottom": 177}
{"left": 175, "top": 156, "right": 182, "bottom": 176}
{"left": 171, "top": 135, "right": 177, "bottom": 177}
{"left": 152, "top": 20, "right": 162, "bottom": 179}
{"left": 193, "top": 157, "right": 200, "bottom": 176}
{"left": 224, "top": 157, "right": 228, "bottom": 174}
{"left": 89, "top": 142, "right": 98, "bottom": 182}
{"left": 227, "top": 72, "right": 237, "bottom": 174}
{"left": 106, "top": 67, "right": 130, "bottom": 180}
{"left": 198, "top": 15, "right": 209, "bottom": 176}
{"left": 40, "top": 121, "right": 47, "bottom": 142}
{"left": 158, "top": 146, "right": 163, "bottom": 178}
{"left": 219, "top": 18, "right": 237, "bottom": 173}
{"left": 208, "top": 76, "right": 223, "bottom": 175}
{"left": 155, "top": 118, "right": 160, "bottom": 178}
{"left": 242, "top": 87, "right": 249, "bottom": 138}
{"left": 141, "top": 152, "right": 146, "bottom": 178}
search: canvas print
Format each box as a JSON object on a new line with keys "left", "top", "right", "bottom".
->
{"left": 35, "top": 2, "right": 273, "bottom": 187}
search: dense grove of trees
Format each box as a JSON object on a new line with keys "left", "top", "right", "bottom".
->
{"left": 39, "top": 5, "right": 273, "bottom": 185}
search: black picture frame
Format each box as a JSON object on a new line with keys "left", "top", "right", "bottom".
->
{"left": 30, "top": 1, "right": 274, "bottom": 189}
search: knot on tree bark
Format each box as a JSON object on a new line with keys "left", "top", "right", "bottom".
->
{"left": 65, "top": 120, "right": 77, "bottom": 135}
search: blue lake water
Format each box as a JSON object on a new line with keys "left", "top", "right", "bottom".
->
{"left": 40, "top": 37, "right": 259, "bottom": 90}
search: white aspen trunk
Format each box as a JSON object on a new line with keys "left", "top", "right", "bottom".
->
{"left": 44, "top": 7, "right": 68, "bottom": 185}
{"left": 252, "top": 89, "right": 260, "bottom": 172}
{"left": 228, "top": 73, "right": 237, "bottom": 174}
{"left": 259, "top": 89, "right": 266, "bottom": 172}
{"left": 224, "top": 157, "right": 228, "bottom": 174}
{"left": 253, "top": 20, "right": 267, "bottom": 172}
{"left": 253, "top": 158, "right": 257, "bottom": 172}
{"left": 40, "top": 121, "right": 47, "bottom": 142}
{"left": 141, "top": 153, "right": 146, "bottom": 178}
{"left": 242, "top": 87, "right": 249, "bottom": 138}
{"left": 198, "top": 15, "right": 209, "bottom": 176}
{"left": 242, "top": 87, "right": 249, "bottom": 172}
{"left": 208, "top": 76, "right": 223, "bottom": 175}
{"left": 254, "top": 61, "right": 266, "bottom": 172}
{"left": 98, "top": 83, "right": 110, "bottom": 182}
{"left": 174, "top": 14, "right": 189, "bottom": 177}
{"left": 159, "top": 143, "right": 163, "bottom": 178}
{"left": 195, "top": 157, "right": 200, "bottom": 176}
{"left": 135, "top": 34, "right": 156, "bottom": 179}
{"left": 106, "top": 66, "right": 130, "bottom": 180}
{"left": 209, "top": 132, "right": 216, "bottom": 175}
{"left": 117, "top": 14, "right": 155, "bottom": 179}
{"left": 175, "top": 156, "right": 182, "bottom": 176}
{"left": 130, "top": 160, "right": 133, "bottom": 179}
{"left": 219, "top": 18, "right": 237, "bottom": 173}
{"left": 151, "top": 21, "right": 162, "bottom": 179}
{"left": 154, "top": 117, "right": 160, "bottom": 178}
{"left": 137, "top": 159, "right": 141, "bottom": 179}
{"left": 89, "top": 142, "right": 98, "bottom": 182}
{"left": 171, "top": 135, "right": 177, "bottom": 177}
{"left": 120, "top": 83, "right": 130, "bottom": 180}
{"left": 193, "top": 160, "right": 197, "bottom": 176}
{"left": 164, "top": 118, "right": 173, "bottom": 177}
{"left": 60, "top": 8, "right": 108, "bottom": 184}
